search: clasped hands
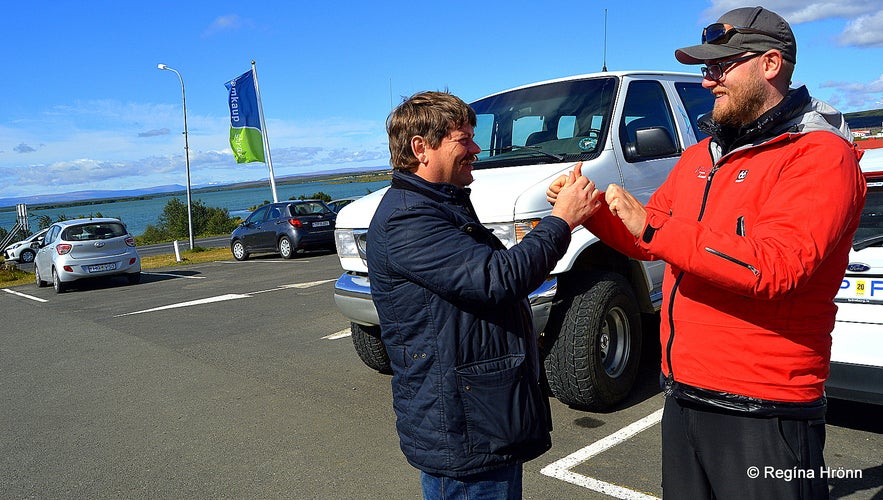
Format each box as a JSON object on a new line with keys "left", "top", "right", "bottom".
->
{"left": 548, "top": 164, "right": 603, "bottom": 230}
{"left": 547, "top": 162, "right": 647, "bottom": 237}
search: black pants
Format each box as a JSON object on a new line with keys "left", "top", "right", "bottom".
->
{"left": 662, "top": 395, "right": 828, "bottom": 499}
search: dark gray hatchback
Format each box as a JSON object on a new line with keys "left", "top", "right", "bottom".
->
{"left": 230, "top": 200, "right": 336, "bottom": 260}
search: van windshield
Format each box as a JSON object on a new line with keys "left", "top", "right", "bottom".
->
{"left": 471, "top": 77, "right": 618, "bottom": 169}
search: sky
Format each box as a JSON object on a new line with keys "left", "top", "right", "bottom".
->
{"left": 2, "top": 0, "right": 882, "bottom": 201}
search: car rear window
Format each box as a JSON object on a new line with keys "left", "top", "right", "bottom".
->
{"left": 63, "top": 223, "right": 127, "bottom": 241}
{"left": 290, "top": 202, "right": 331, "bottom": 215}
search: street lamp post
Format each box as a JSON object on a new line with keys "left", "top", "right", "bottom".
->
{"left": 157, "top": 63, "right": 195, "bottom": 250}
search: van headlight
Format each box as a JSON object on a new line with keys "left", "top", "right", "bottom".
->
{"left": 335, "top": 229, "right": 359, "bottom": 258}
{"left": 484, "top": 220, "right": 540, "bottom": 249}
{"left": 335, "top": 229, "right": 368, "bottom": 259}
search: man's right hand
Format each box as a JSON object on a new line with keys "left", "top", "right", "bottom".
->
{"left": 550, "top": 163, "right": 602, "bottom": 229}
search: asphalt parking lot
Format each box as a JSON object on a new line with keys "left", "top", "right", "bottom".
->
{"left": 1, "top": 252, "right": 880, "bottom": 499}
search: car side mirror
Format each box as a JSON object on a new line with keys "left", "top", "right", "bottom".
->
{"left": 624, "top": 126, "right": 678, "bottom": 161}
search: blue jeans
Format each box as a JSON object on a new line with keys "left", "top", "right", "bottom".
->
{"left": 421, "top": 464, "right": 523, "bottom": 500}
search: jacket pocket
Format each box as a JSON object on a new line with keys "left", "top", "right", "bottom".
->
{"left": 455, "top": 354, "right": 548, "bottom": 455}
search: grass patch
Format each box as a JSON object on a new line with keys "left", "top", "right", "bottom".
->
{"left": 0, "top": 263, "right": 31, "bottom": 287}
{"left": 140, "top": 246, "right": 231, "bottom": 268}
{"left": 0, "top": 246, "right": 233, "bottom": 288}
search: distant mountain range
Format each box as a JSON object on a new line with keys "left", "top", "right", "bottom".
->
{"left": 0, "top": 166, "right": 387, "bottom": 209}
{"left": 845, "top": 108, "right": 883, "bottom": 130}
{"left": 0, "top": 184, "right": 187, "bottom": 208}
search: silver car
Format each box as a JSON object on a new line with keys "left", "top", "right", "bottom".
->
{"left": 2, "top": 228, "right": 48, "bottom": 263}
{"left": 34, "top": 218, "right": 141, "bottom": 293}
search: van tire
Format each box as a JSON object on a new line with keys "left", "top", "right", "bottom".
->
{"left": 351, "top": 322, "right": 391, "bottom": 374}
{"left": 543, "top": 271, "right": 642, "bottom": 410}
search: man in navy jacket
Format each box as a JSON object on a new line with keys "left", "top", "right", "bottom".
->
{"left": 368, "top": 91, "right": 600, "bottom": 499}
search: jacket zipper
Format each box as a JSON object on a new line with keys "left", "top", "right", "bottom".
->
{"left": 665, "top": 157, "right": 721, "bottom": 387}
{"left": 663, "top": 272, "right": 683, "bottom": 394}
{"left": 704, "top": 247, "right": 760, "bottom": 275}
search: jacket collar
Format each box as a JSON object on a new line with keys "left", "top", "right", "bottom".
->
{"left": 700, "top": 86, "right": 812, "bottom": 155}
{"left": 391, "top": 170, "right": 473, "bottom": 205}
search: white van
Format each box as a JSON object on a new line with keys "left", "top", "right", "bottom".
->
{"left": 827, "top": 147, "right": 883, "bottom": 405}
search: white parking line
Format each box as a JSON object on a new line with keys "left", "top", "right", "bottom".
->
{"left": 114, "top": 279, "right": 337, "bottom": 317}
{"left": 143, "top": 272, "right": 206, "bottom": 279}
{"left": 115, "top": 294, "right": 251, "bottom": 316}
{"left": 540, "top": 408, "right": 663, "bottom": 500}
{"left": 217, "top": 259, "right": 314, "bottom": 264}
{"left": 249, "top": 279, "right": 337, "bottom": 296}
{"left": 323, "top": 329, "right": 351, "bottom": 340}
{"left": 2, "top": 288, "right": 49, "bottom": 303}
{"left": 282, "top": 279, "right": 336, "bottom": 289}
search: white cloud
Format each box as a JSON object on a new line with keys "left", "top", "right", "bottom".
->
{"left": 820, "top": 74, "right": 883, "bottom": 110}
{"left": 705, "top": 1, "right": 881, "bottom": 22}
{"left": 838, "top": 11, "right": 883, "bottom": 47}
{"left": 203, "top": 15, "right": 255, "bottom": 37}
{"left": 704, "top": 1, "right": 883, "bottom": 47}
{"left": 0, "top": 94, "right": 390, "bottom": 198}
{"left": 138, "top": 128, "right": 170, "bottom": 138}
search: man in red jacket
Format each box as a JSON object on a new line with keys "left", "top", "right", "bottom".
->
{"left": 549, "top": 6, "right": 865, "bottom": 499}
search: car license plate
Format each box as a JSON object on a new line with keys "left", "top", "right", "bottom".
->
{"left": 313, "top": 221, "right": 330, "bottom": 227}
{"left": 87, "top": 263, "right": 116, "bottom": 273}
{"left": 838, "top": 276, "right": 883, "bottom": 303}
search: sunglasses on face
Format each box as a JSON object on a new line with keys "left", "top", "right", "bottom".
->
{"left": 702, "top": 22, "right": 786, "bottom": 45}
{"left": 700, "top": 52, "right": 762, "bottom": 81}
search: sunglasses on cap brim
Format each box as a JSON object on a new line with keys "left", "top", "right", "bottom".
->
{"left": 702, "top": 23, "right": 786, "bottom": 45}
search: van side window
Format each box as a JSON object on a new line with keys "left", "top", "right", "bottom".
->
{"left": 675, "top": 82, "right": 715, "bottom": 142}
{"left": 619, "top": 81, "right": 679, "bottom": 162}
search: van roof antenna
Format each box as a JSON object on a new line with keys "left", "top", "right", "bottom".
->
{"left": 602, "top": 9, "right": 608, "bottom": 72}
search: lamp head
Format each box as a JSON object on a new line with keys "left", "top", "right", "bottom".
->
{"left": 157, "top": 63, "right": 168, "bottom": 70}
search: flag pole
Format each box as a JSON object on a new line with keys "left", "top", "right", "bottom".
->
{"left": 251, "top": 60, "right": 278, "bottom": 203}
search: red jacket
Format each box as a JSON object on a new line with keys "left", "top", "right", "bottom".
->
{"left": 589, "top": 119, "right": 865, "bottom": 404}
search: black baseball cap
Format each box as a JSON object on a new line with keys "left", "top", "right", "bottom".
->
{"left": 675, "top": 6, "right": 797, "bottom": 64}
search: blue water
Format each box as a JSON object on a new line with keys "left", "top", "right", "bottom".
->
{"left": 0, "top": 178, "right": 389, "bottom": 237}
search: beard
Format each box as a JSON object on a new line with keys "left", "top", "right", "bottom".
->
{"left": 712, "top": 73, "right": 768, "bottom": 128}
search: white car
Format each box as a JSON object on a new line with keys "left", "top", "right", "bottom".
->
{"left": 826, "top": 148, "right": 883, "bottom": 404}
{"left": 2, "top": 228, "right": 48, "bottom": 263}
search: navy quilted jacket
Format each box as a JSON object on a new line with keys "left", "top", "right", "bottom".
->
{"left": 367, "top": 170, "right": 571, "bottom": 477}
